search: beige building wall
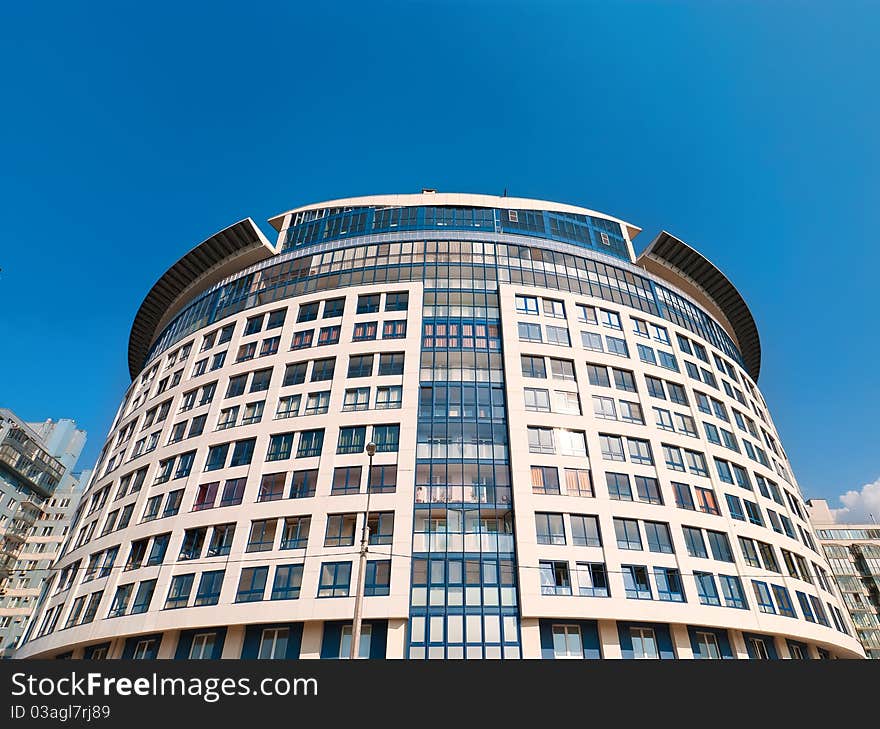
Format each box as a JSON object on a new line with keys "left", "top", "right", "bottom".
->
{"left": 15, "top": 193, "right": 865, "bottom": 660}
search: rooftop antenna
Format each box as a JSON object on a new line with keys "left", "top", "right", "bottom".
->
{"left": 503, "top": 187, "right": 508, "bottom": 197}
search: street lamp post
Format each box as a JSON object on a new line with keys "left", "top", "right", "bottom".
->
{"left": 350, "top": 441, "right": 376, "bottom": 659}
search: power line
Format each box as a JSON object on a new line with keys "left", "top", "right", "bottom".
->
{"left": 3, "top": 544, "right": 839, "bottom": 582}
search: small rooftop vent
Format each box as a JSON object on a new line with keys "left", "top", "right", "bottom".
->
{"left": 421, "top": 188, "right": 437, "bottom": 194}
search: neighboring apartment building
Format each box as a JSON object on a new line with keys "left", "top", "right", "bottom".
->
{"left": 0, "top": 411, "right": 87, "bottom": 657}
{"left": 16, "top": 192, "right": 865, "bottom": 660}
{"left": 806, "top": 498, "right": 880, "bottom": 658}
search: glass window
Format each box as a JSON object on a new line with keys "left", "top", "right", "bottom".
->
{"left": 290, "top": 329, "right": 313, "bottom": 350}
{"left": 606, "top": 336, "right": 629, "bottom": 357}
{"left": 613, "top": 368, "right": 637, "bottom": 392}
{"left": 281, "top": 469, "right": 314, "bottom": 500}
{"left": 280, "top": 516, "right": 310, "bottom": 549}
{"left": 226, "top": 374, "right": 247, "bottom": 398}
{"left": 571, "top": 515, "right": 601, "bottom": 547}
{"left": 564, "top": 468, "right": 593, "bottom": 497}
{"left": 357, "top": 294, "right": 380, "bottom": 314}
{"left": 752, "top": 580, "right": 775, "bottom": 613}
{"left": 535, "top": 513, "right": 566, "bottom": 545}
{"left": 577, "top": 304, "right": 597, "bottom": 324}
{"left": 683, "top": 526, "right": 708, "bottom": 558}
{"left": 382, "top": 320, "right": 407, "bottom": 339}
{"left": 207, "top": 524, "right": 235, "bottom": 557}
{"left": 385, "top": 292, "right": 409, "bottom": 312}
{"left": 257, "top": 472, "right": 286, "bottom": 502}
{"left": 318, "top": 561, "right": 352, "bottom": 597}
{"left": 348, "top": 354, "right": 374, "bottom": 378}
{"left": 622, "top": 565, "right": 652, "bottom": 600}
{"left": 530, "top": 465, "right": 560, "bottom": 495}
{"left": 323, "top": 297, "right": 345, "bottom": 318}
{"left": 368, "top": 464, "right": 397, "bottom": 493}
{"left": 614, "top": 518, "right": 642, "bottom": 550}
{"left": 246, "top": 520, "right": 276, "bottom": 552}
{"left": 376, "top": 385, "right": 402, "bottom": 409}
{"left": 515, "top": 295, "right": 539, "bottom": 315}
{"left": 695, "top": 572, "right": 721, "bottom": 606}
{"left": 219, "top": 478, "right": 245, "bottom": 507}
{"left": 599, "top": 435, "right": 625, "bottom": 461}
{"left": 518, "top": 322, "right": 542, "bottom": 342}
{"left": 586, "top": 364, "right": 610, "bottom": 387}
{"left": 645, "top": 521, "right": 674, "bottom": 553}
{"left": 545, "top": 325, "right": 570, "bottom": 346}
{"left": 638, "top": 344, "right": 657, "bottom": 366}
{"left": 266, "top": 308, "right": 287, "bottom": 329}
{"left": 165, "top": 574, "right": 195, "bottom": 609}
{"left": 606, "top": 472, "right": 632, "bottom": 501}
{"left": 325, "top": 514, "right": 357, "bottom": 547}
{"left": 540, "top": 560, "right": 572, "bottom": 596}
{"left": 271, "top": 564, "right": 304, "bottom": 600}
{"left": 332, "top": 466, "right": 362, "bottom": 495}
{"left": 720, "top": 575, "right": 747, "bottom": 609}
{"left": 550, "top": 358, "right": 575, "bottom": 381}
{"left": 204, "top": 443, "right": 229, "bottom": 471}
{"left": 373, "top": 424, "right": 400, "bottom": 452}
{"left": 654, "top": 567, "right": 685, "bottom": 602}
{"left": 707, "top": 530, "right": 734, "bottom": 562}
{"left": 543, "top": 298, "right": 565, "bottom": 318}
{"left": 236, "top": 566, "right": 269, "bottom": 602}
{"left": 378, "top": 352, "right": 405, "bottom": 376}
{"left": 297, "top": 429, "right": 324, "bottom": 457}
{"left": 311, "top": 358, "right": 336, "bottom": 382}
{"left": 277, "top": 394, "right": 301, "bottom": 418}
{"left": 365, "top": 560, "right": 391, "bottom": 596}
{"left": 257, "top": 628, "right": 289, "bottom": 660}
{"left": 576, "top": 563, "right": 609, "bottom": 597}
{"left": 772, "top": 585, "right": 796, "bottom": 617}
{"left": 283, "top": 362, "right": 307, "bottom": 386}
{"left": 521, "top": 355, "right": 546, "bottom": 379}
{"left": 528, "top": 427, "right": 554, "bottom": 454}
{"left": 627, "top": 438, "right": 653, "bottom": 465}
{"left": 230, "top": 438, "right": 255, "bottom": 467}
{"left": 726, "top": 494, "right": 745, "bottom": 521}
{"left": 266, "top": 433, "right": 294, "bottom": 461}
{"left": 525, "top": 388, "right": 551, "bottom": 412}
{"left": 297, "top": 303, "right": 319, "bottom": 323}
{"left": 695, "top": 486, "right": 720, "bottom": 515}
{"left": 581, "top": 331, "right": 603, "bottom": 351}
{"left": 631, "top": 627, "right": 659, "bottom": 658}
{"left": 552, "top": 624, "right": 583, "bottom": 658}
{"left": 619, "top": 400, "right": 643, "bottom": 424}
{"left": 337, "top": 426, "right": 367, "bottom": 454}
{"left": 194, "top": 570, "right": 225, "bottom": 607}
{"left": 593, "top": 395, "right": 616, "bottom": 420}
{"left": 353, "top": 321, "right": 378, "bottom": 341}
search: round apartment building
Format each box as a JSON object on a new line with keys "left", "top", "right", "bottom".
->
{"left": 17, "top": 192, "right": 865, "bottom": 659}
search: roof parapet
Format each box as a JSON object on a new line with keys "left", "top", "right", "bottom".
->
{"left": 127, "top": 219, "right": 276, "bottom": 379}
{"left": 637, "top": 231, "right": 761, "bottom": 381}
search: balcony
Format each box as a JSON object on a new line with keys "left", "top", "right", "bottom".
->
{"left": 0, "top": 544, "right": 21, "bottom": 580}
{"left": 0, "top": 430, "right": 63, "bottom": 496}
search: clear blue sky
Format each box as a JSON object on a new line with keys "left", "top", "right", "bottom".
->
{"left": 0, "top": 2, "right": 877, "bottom": 510}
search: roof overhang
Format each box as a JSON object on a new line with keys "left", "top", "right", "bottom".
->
{"left": 637, "top": 231, "right": 761, "bottom": 381}
{"left": 127, "top": 219, "right": 276, "bottom": 379}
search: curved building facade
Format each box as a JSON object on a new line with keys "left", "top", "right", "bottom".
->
{"left": 18, "top": 192, "right": 865, "bottom": 659}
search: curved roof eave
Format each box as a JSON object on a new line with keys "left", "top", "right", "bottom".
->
{"left": 637, "top": 231, "right": 762, "bottom": 381}
{"left": 127, "top": 218, "right": 276, "bottom": 380}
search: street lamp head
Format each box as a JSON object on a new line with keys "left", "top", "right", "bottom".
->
{"left": 365, "top": 442, "right": 377, "bottom": 457}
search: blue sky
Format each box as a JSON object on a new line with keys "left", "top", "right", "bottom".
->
{"left": 0, "top": 2, "right": 877, "bottom": 514}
